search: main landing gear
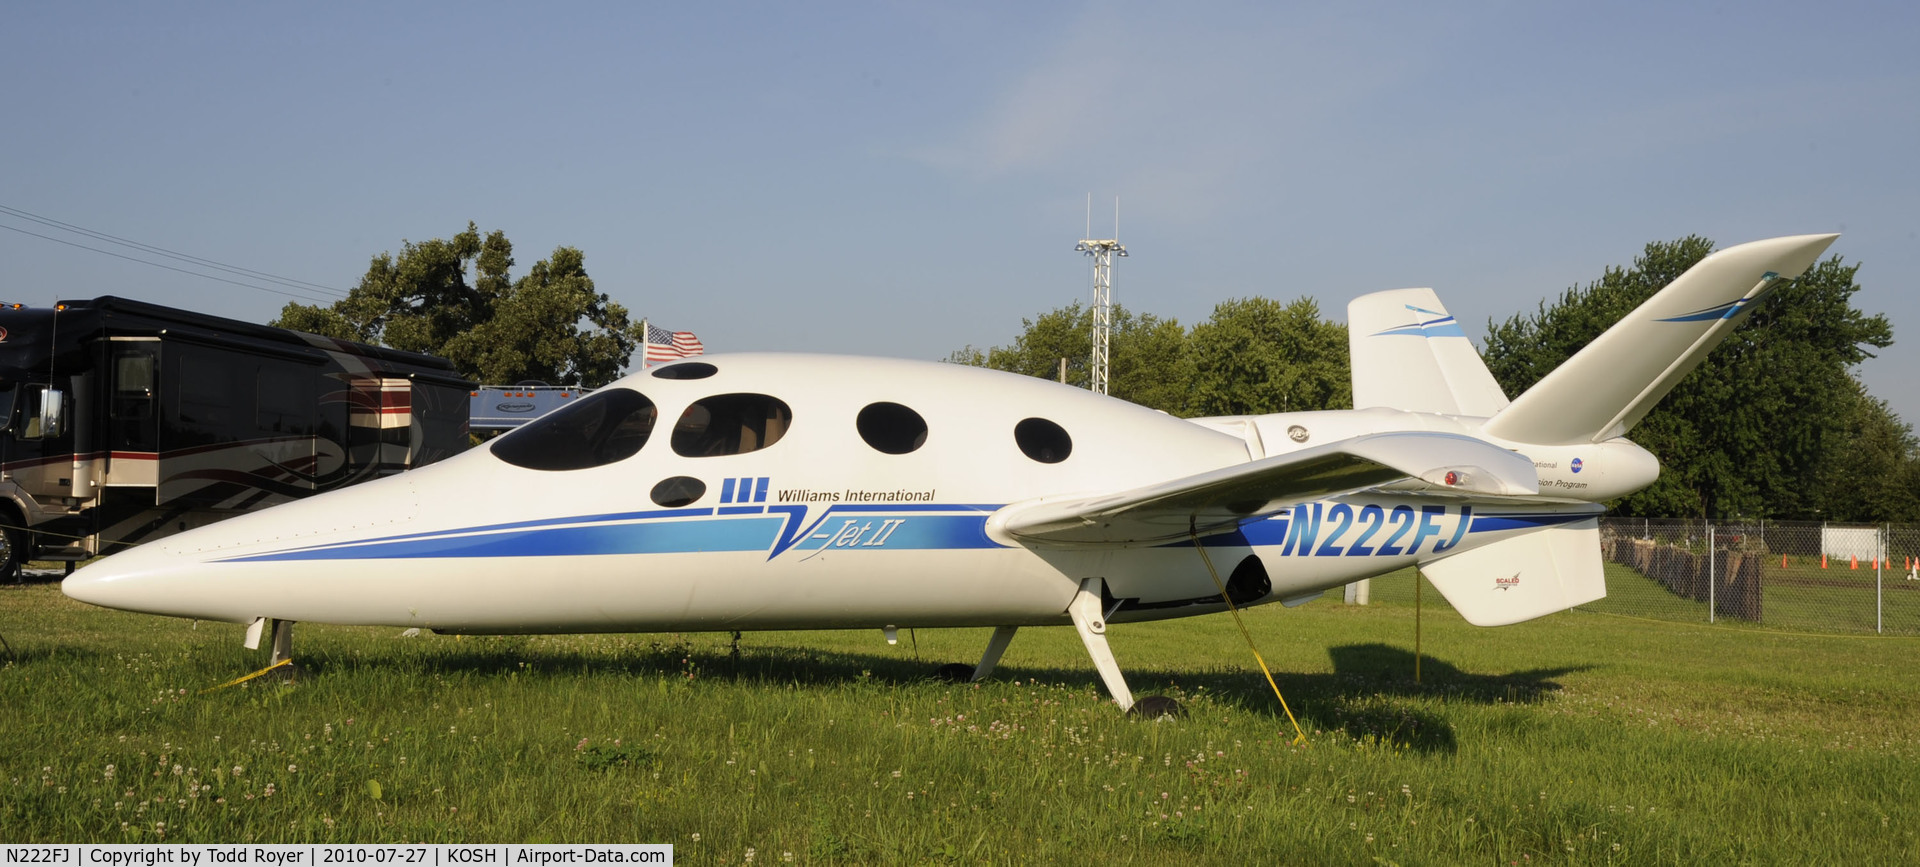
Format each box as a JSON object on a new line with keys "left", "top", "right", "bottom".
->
{"left": 242, "top": 617, "right": 300, "bottom": 682}
{"left": 944, "top": 578, "right": 1185, "bottom": 720}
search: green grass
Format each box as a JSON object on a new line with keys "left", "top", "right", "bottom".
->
{"left": 5, "top": 572, "right": 1919, "bottom": 864}
{"left": 1561, "top": 554, "right": 1920, "bottom": 635}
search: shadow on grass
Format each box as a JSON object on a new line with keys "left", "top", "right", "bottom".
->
{"left": 301, "top": 636, "right": 994, "bottom": 687}
{"left": 1291, "top": 643, "right": 1591, "bottom": 754}
{"left": 295, "top": 635, "right": 1586, "bottom": 755}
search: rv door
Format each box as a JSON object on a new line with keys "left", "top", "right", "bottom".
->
{"left": 107, "top": 344, "right": 160, "bottom": 490}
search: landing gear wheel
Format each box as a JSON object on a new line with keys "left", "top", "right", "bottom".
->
{"left": 933, "top": 662, "right": 975, "bottom": 683}
{"left": 1127, "top": 695, "right": 1186, "bottom": 720}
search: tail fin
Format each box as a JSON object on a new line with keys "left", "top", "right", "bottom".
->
{"left": 1348, "top": 288, "right": 1510, "bottom": 416}
{"left": 1420, "top": 515, "right": 1603, "bottom": 626}
{"left": 1481, "top": 234, "right": 1839, "bottom": 445}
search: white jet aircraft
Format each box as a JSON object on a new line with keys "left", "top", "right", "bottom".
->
{"left": 63, "top": 234, "right": 1838, "bottom": 714}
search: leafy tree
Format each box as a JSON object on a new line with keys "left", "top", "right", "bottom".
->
{"left": 1810, "top": 385, "right": 1920, "bottom": 523}
{"left": 950, "top": 302, "right": 1191, "bottom": 414}
{"left": 1186, "top": 296, "right": 1350, "bottom": 416}
{"left": 1483, "top": 237, "right": 1896, "bottom": 519}
{"left": 955, "top": 296, "right": 1352, "bottom": 417}
{"left": 275, "top": 223, "right": 644, "bottom": 387}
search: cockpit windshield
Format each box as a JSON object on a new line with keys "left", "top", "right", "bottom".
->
{"left": 490, "top": 388, "right": 658, "bottom": 470}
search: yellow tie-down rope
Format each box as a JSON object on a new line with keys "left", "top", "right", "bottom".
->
{"left": 6, "top": 522, "right": 295, "bottom": 690}
{"left": 1190, "top": 522, "right": 1309, "bottom": 746}
{"left": 200, "top": 658, "right": 294, "bottom": 693}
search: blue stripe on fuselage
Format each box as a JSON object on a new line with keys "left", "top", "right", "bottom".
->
{"left": 218, "top": 504, "right": 1007, "bottom": 563}
{"left": 224, "top": 516, "right": 784, "bottom": 561}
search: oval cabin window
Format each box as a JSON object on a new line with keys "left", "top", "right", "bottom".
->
{"left": 671, "top": 393, "right": 793, "bottom": 457}
{"left": 491, "top": 389, "right": 658, "bottom": 471}
{"left": 650, "top": 476, "right": 707, "bottom": 508}
{"left": 651, "top": 362, "right": 717, "bottom": 380}
{"left": 1014, "top": 417, "right": 1072, "bottom": 464}
{"left": 856, "top": 402, "right": 928, "bottom": 455}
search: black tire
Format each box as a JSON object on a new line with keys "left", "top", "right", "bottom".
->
{"left": 933, "top": 662, "right": 976, "bottom": 683}
{"left": 1127, "top": 695, "right": 1187, "bottom": 721}
{"left": 0, "top": 521, "right": 26, "bottom": 583}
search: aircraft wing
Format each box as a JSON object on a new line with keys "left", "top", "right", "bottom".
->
{"left": 997, "top": 431, "right": 1537, "bottom": 547}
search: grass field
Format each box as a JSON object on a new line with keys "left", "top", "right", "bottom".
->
{"left": 1573, "top": 554, "right": 1920, "bottom": 635}
{"left": 5, "top": 568, "right": 1918, "bottom": 864}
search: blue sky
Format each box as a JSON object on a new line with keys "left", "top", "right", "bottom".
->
{"left": 5, "top": 1, "right": 1917, "bottom": 424}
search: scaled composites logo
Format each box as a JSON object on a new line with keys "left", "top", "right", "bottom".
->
{"left": 1656, "top": 272, "right": 1783, "bottom": 322}
{"left": 1371, "top": 304, "right": 1466, "bottom": 339}
{"left": 1495, "top": 573, "right": 1521, "bottom": 591}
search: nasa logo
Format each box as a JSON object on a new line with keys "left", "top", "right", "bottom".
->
{"left": 0, "top": 326, "right": 8, "bottom": 342}
{"left": 1494, "top": 573, "right": 1521, "bottom": 591}
{"left": 1570, "top": 458, "right": 1583, "bottom": 474}
{"left": 496, "top": 402, "right": 538, "bottom": 414}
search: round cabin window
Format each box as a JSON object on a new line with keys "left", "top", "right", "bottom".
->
{"left": 1014, "top": 417, "right": 1071, "bottom": 464}
{"left": 856, "top": 402, "right": 928, "bottom": 455}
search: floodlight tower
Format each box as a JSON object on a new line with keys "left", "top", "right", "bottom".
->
{"left": 1076, "top": 236, "right": 1127, "bottom": 395}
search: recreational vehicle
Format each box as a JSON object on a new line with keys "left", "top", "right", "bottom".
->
{"left": 0, "top": 297, "right": 470, "bottom": 577}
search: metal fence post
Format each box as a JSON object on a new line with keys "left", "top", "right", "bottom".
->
{"left": 1878, "top": 525, "right": 1885, "bottom": 634}
{"left": 1708, "top": 524, "right": 1716, "bottom": 624}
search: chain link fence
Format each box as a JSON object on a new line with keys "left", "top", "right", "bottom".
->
{"left": 1589, "top": 518, "right": 1920, "bottom": 634}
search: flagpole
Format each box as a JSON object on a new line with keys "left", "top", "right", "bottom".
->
{"left": 640, "top": 317, "right": 650, "bottom": 368}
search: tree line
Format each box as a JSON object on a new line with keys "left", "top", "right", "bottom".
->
{"left": 282, "top": 224, "right": 1916, "bottom": 521}
{"left": 953, "top": 237, "right": 1920, "bottom": 523}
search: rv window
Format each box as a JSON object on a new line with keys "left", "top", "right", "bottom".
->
{"left": 115, "top": 353, "right": 155, "bottom": 396}
{"left": 257, "top": 367, "right": 314, "bottom": 435}
{"left": 671, "top": 393, "right": 792, "bottom": 457}
{"left": 490, "top": 388, "right": 658, "bottom": 471}
{"left": 15, "top": 385, "right": 66, "bottom": 440}
{"left": 856, "top": 402, "right": 928, "bottom": 455}
{"left": 176, "top": 354, "right": 237, "bottom": 434}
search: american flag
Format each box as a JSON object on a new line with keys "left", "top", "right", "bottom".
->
{"left": 644, "top": 323, "right": 705, "bottom": 365}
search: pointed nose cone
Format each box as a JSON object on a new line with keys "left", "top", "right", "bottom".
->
{"left": 62, "top": 472, "right": 425, "bottom": 623}
{"left": 62, "top": 539, "right": 199, "bottom": 617}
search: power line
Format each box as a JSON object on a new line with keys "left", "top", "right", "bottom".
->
{"left": 0, "top": 221, "right": 342, "bottom": 305}
{"left": 0, "top": 202, "right": 346, "bottom": 296}
{"left": 0, "top": 202, "right": 348, "bottom": 303}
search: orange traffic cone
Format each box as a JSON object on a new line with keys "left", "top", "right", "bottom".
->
{"left": 1822, "top": 554, "right": 1828, "bottom": 569}
{"left": 1851, "top": 555, "right": 1859, "bottom": 570}
{"left": 1781, "top": 554, "right": 1788, "bottom": 569}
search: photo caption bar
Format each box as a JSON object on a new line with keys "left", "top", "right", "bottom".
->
{"left": 1, "top": 846, "right": 671, "bottom": 867}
